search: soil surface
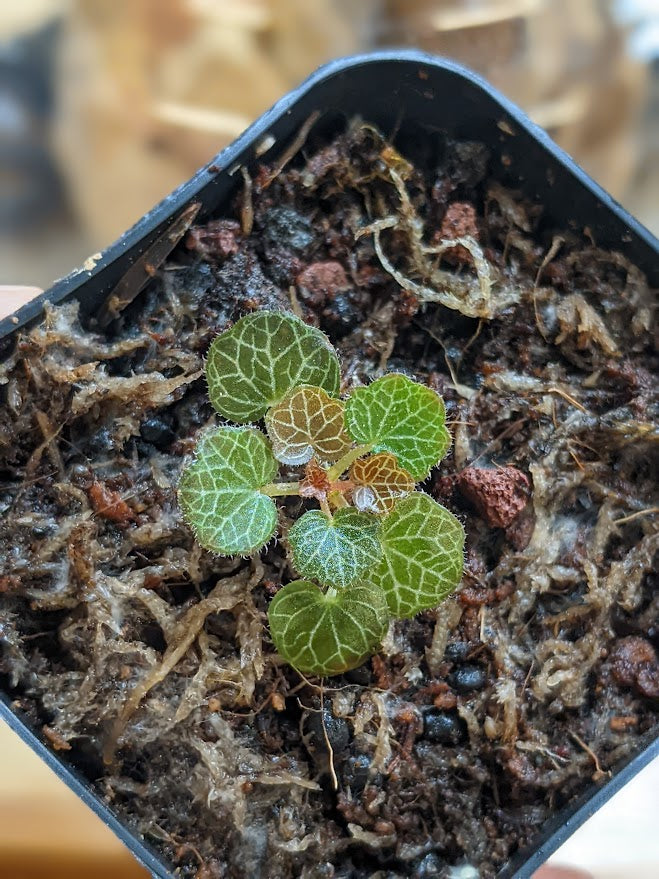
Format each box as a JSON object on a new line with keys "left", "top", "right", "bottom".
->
{"left": 1, "top": 119, "right": 657, "bottom": 879}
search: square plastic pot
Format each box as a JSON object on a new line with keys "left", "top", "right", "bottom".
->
{"left": 1, "top": 50, "right": 657, "bottom": 879}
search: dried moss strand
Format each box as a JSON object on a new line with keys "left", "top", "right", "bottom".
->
{"left": 103, "top": 571, "right": 253, "bottom": 765}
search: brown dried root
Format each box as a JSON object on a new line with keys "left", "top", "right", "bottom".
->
{"left": 351, "top": 691, "right": 396, "bottom": 775}
{"left": 486, "top": 182, "right": 533, "bottom": 234}
{"left": 261, "top": 110, "right": 321, "bottom": 188}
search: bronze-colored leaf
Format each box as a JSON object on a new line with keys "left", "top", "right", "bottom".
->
{"left": 265, "top": 385, "right": 351, "bottom": 465}
{"left": 350, "top": 452, "right": 415, "bottom": 515}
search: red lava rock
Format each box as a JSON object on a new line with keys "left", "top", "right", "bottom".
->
{"left": 303, "top": 143, "right": 342, "bottom": 184}
{"left": 459, "top": 585, "right": 490, "bottom": 607}
{"left": 42, "top": 724, "right": 71, "bottom": 751}
{"left": 88, "top": 482, "right": 136, "bottom": 525}
{"left": 395, "top": 705, "right": 419, "bottom": 725}
{"left": 395, "top": 289, "right": 420, "bottom": 322}
{"left": 186, "top": 220, "right": 241, "bottom": 261}
{"left": 493, "top": 580, "right": 515, "bottom": 602}
{"left": 459, "top": 579, "right": 515, "bottom": 608}
{"left": 433, "top": 690, "right": 458, "bottom": 710}
{"left": 337, "top": 795, "right": 372, "bottom": 828}
{"left": 170, "top": 436, "right": 198, "bottom": 457}
{"left": 262, "top": 579, "right": 280, "bottom": 597}
{"left": 371, "top": 654, "right": 393, "bottom": 690}
{"left": 414, "top": 680, "right": 453, "bottom": 704}
{"left": 456, "top": 466, "right": 530, "bottom": 529}
{"left": 374, "top": 819, "right": 396, "bottom": 835}
{"left": 637, "top": 667, "right": 659, "bottom": 700}
{"left": 542, "top": 260, "right": 569, "bottom": 290}
{"left": 602, "top": 361, "right": 655, "bottom": 418}
{"left": 354, "top": 264, "right": 388, "bottom": 290}
{"left": 296, "top": 260, "right": 349, "bottom": 306}
{"left": 0, "top": 575, "right": 20, "bottom": 593}
{"left": 610, "top": 637, "right": 659, "bottom": 699}
{"left": 436, "top": 201, "right": 479, "bottom": 265}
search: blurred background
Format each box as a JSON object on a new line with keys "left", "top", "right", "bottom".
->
{"left": 1, "top": 1, "right": 658, "bottom": 877}
{"left": 1, "top": 0, "right": 658, "bottom": 290}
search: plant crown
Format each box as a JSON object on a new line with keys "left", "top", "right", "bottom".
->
{"left": 178, "top": 311, "right": 464, "bottom": 676}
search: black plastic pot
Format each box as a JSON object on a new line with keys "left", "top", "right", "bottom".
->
{"left": 1, "top": 50, "right": 657, "bottom": 879}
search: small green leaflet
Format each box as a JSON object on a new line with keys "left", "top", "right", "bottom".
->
{"left": 288, "top": 508, "right": 382, "bottom": 589}
{"left": 345, "top": 373, "right": 450, "bottom": 479}
{"left": 206, "top": 312, "right": 341, "bottom": 423}
{"left": 265, "top": 385, "right": 351, "bottom": 465}
{"left": 268, "top": 580, "right": 389, "bottom": 676}
{"left": 369, "top": 493, "right": 464, "bottom": 618}
{"left": 178, "top": 426, "right": 278, "bottom": 555}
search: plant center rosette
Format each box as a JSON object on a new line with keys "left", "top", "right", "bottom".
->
{"left": 178, "top": 311, "right": 464, "bottom": 676}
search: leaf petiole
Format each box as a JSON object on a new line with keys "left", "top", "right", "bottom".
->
{"left": 260, "top": 481, "right": 301, "bottom": 497}
{"left": 327, "top": 443, "right": 374, "bottom": 481}
{"left": 319, "top": 497, "right": 333, "bottom": 518}
{"left": 328, "top": 490, "right": 349, "bottom": 510}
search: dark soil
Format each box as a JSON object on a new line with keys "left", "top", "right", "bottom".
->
{"left": 1, "top": 119, "right": 657, "bottom": 879}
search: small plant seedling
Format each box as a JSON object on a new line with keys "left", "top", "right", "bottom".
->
{"left": 178, "top": 311, "right": 464, "bottom": 676}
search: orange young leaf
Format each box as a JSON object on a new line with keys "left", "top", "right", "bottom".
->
{"left": 350, "top": 452, "right": 415, "bottom": 515}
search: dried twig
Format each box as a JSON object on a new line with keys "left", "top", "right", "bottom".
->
{"left": 547, "top": 386, "right": 587, "bottom": 413}
{"left": 532, "top": 235, "right": 564, "bottom": 340}
{"left": 320, "top": 681, "right": 339, "bottom": 791}
{"left": 262, "top": 110, "right": 321, "bottom": 188}
{"left": 98, "top": 202, "right": 201, "bottom": 327}
{"left": 240, "top": 167, "right": 254, "bottom": 235}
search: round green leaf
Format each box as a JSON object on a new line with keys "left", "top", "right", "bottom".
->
{"left": 268, "top": 580, "right": 389, "bottom": 676}
{"left": 206, "top": 312, "right": 341, "bottom": 423}
{"left": 344, "top": 373, "right": 450, "bottom": 479}
{"left": 288, "top": 508, "right": 382, "bottom": 590}
{"left": 178, "top": 426, "right": 278, "bottom": 555}
{"left": 265, "top": 385, "right": 352, "bottom": 465}
{"left": 369, "top": 493, "right": 464, "bottom": 618}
